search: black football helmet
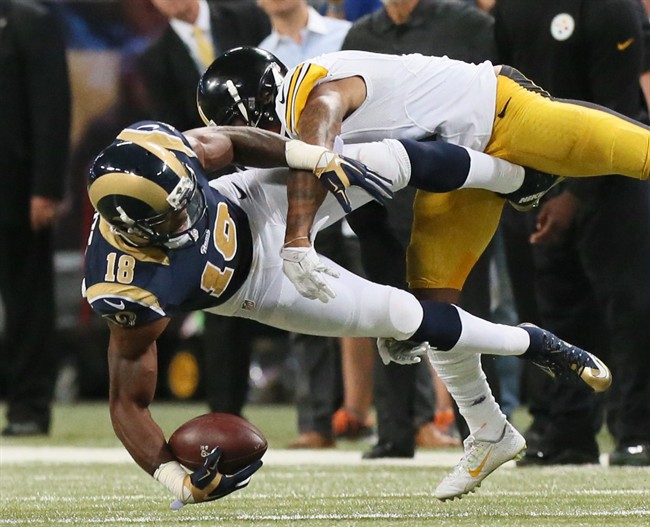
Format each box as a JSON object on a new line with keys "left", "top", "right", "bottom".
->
{"left": 197, "top": 46, "right": 287, "bottom": 130}
{"left": 88, "top": 121, "right": 207, "bottom": 249}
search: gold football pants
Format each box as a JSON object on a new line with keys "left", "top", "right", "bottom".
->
{"left": 408, "top": 67, "right": 650, "bottom": 290}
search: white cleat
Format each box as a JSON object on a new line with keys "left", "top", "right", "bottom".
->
{"left": 435, "top": 422, "right": 526, "bottom": 501}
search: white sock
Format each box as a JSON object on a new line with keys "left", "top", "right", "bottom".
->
{"left": 450, "top": 306, "right": 531, "bottom": 356}
{"left": 461, "top": 147, "right": 524, "bottom": 194}
{"left": 428, "top": 349, "right": 506, "bottom": 441}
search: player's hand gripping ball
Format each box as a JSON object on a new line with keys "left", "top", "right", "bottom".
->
{"left": 168, "top": 413, "right": 268, "bottom": 474}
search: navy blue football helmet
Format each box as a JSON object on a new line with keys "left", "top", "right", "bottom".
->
{"left": 88, "top": 121, "right": 207, "bottom": 248}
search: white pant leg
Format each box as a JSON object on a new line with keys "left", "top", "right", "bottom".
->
{"left": 340, "top": 139, "right": 412, "bottom": 208}
{"left": 206, "top": 143, "right": 418, "bottom": 338}
{"left": 256, "top": 257, "right": 422, "bottom": 339}
{"left": 207, "top": 237, "right": 422, "bottom": 340}
{"left": 208, "top": 168, "right": 422, "bottom": 339}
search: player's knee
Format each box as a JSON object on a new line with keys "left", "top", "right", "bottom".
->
{"left": 386, "top": 288, "right": 423, "bottom": 339}
{"left": 345, "top": 140, "right": 410, "bottom": 191}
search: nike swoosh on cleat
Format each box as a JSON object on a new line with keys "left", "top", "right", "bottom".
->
{"left": 617, "top": 38, "right": 634, "bottom": 51}
{"left": 582, "top": 355, "right": 612, "bottom": 392}
{"left": 533, "top": 362, "right": 556, "bottom": 378}
{"left": 197, "top": 469, "right": 212, "bottom": 482}
{"left": 468, "top": 447, "right": 493, "bottom": 478}
{"left": 589, "top": 355, "right": 609, "bottom": 379}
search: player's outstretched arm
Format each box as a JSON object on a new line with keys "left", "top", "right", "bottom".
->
{"left": 286, "top": 140, "right": 393, "bottom": 212}
{"left": 280, "top": 171, "right": 340, "bottom": 302}
{"left": 107, "top": 318, "right": 174, "bottom": 475}
{"left": 278, "top": 80, "right": 385, "bottom": 302}
{"left": 185, "top": 126, "right": 392, "bottom": 212}
{"left": 184, "top": 125, "right": 326, "bottom": 240}
{"left": 184, "top": 125, "right": 288, "bottom": 171}
{"left": 107, "top": 318, "right": 261, "bottom": 506}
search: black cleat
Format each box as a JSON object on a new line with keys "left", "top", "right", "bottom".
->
{"left": 1, "top": 421, "right": 49, "bottom": 437}
{"left": 518, "top": 323, "right": 612, "bottom": 393}
{"left": 362, "top": 442, "right": 414, "bottom": 459}
{"left": 609, "top": 444, "right": 650, "bottom": 466}
{"left": 516, "top": 448, "right": 599, "bottom": 467}
{"left": 499, "top": 168, "right": 564, "bottom": 211}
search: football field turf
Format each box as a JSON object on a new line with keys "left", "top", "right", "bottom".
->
{"left": 1, "top": 402, "right": 648, "bottom": 527}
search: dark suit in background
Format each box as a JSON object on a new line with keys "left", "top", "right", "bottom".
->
{"left": 495, "top": 0, "right": 650, "bottom": 466}
{"left": 0, "top": 0, "right": 71, "bottom": 435}
{"left": 139, "top": 0, "right": 271, "bottom": 132}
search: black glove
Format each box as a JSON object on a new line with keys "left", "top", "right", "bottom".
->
{"left": 314, "top": 151, "right": 394, "bottom": 213}
{"left": 171, "top": 447, "right": 263, "bottom": 509}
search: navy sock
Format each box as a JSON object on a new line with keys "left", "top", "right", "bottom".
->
{"left": 410, "top": 301, "right": 462, "bottom": 351}
{"left": 399, "top": 139, "right": 470, "bottom": 192}
{"left": 517, "top": 324, "right": 540, "bottom": 359}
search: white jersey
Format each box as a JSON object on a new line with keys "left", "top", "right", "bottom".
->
{"left": 205, "top": 140, "right": 421, "bottom": 340}
{"left": 276, "top": 50, "right": 498, "bottom": 151}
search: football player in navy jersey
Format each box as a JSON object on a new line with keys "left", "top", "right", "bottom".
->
{"left": 197, "top": 46, "right": 650, "bottom": 499}
{"left": 84, "top": 121, "right": 611, "bottom": 507}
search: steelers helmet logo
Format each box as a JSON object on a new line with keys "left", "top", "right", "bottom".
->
{"left": 550, "top": 13, "right": 575, "bottom": 41}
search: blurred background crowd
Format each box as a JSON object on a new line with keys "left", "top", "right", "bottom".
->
{"left": 1, "top": 0, "right": 648, "bottom": 466}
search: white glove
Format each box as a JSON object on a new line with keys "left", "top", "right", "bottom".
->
{"left": 377, "top": 338, "right": 430, "bottom": 365}
{"left": 280, "top": 245, "right": 339, "bottom": 302}
{"left": 280, "top": 216, "right": 339, "bottom": 303}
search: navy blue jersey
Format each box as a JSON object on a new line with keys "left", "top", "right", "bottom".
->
{"left": 83, "top": 177, "right": 253, "bottom": 328}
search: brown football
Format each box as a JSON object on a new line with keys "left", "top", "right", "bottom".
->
{"left": 168, "top": 413, "right": 267, "bottom": 474}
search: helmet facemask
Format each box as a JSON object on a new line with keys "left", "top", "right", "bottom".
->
{"left": 89, "top": 121, "right": 211, "bottom": 250}
{"left": 110, "top": 164, "right": 207, "bottom": 250}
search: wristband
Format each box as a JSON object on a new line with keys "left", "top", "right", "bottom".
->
{"left": 153, "top": 461, "right": 192, "bottom": 502}
{"left": 285, "top": 140, "right": 329, "bottom": 171}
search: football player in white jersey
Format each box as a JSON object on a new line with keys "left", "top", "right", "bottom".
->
{"left": 197, "top": 46, "right": 649, "bottom": 500}
{"left": 85, "top": 121, "right": 611, "bottom": 507}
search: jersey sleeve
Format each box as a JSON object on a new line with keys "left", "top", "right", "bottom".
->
{"left": 82, "top": 217, "right": 170, "bottom": 328}
{"left": 83, "top": 282, "right": 166, "bottom": 328}
{"left": 279, "top": 61, "right": 330, "bottom": 137}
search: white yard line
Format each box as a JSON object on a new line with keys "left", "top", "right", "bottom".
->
{"left": 1, "top": 445, "right": 613, "bottom": 467}
{"left": 0, "top": 445, "right": 470, "bottom": 467}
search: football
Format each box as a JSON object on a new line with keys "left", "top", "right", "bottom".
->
{"left": 168, "top": 413, "right": 267, "bottom": 474}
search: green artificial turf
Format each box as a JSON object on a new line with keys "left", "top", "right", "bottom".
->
{"left": 1, "top": 403, "right": 647, "bottom": 527}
